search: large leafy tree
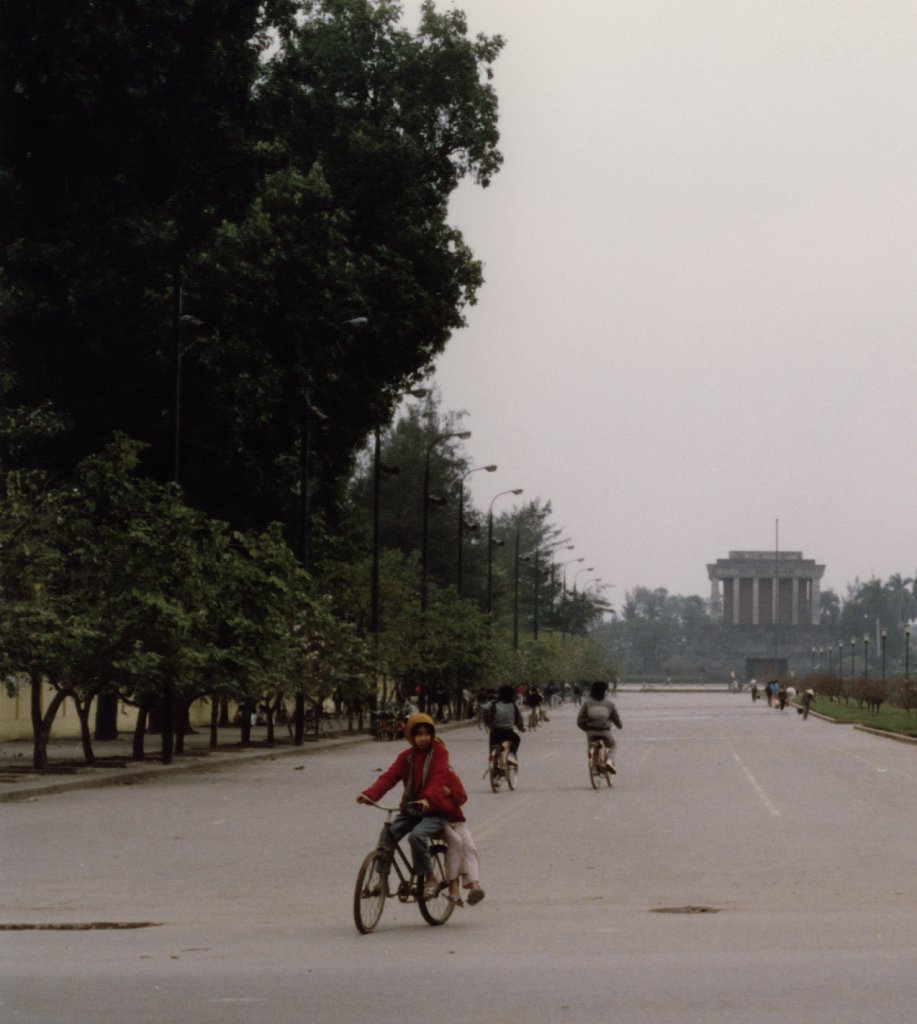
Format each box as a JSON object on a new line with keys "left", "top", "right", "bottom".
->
{"left": 1, "top": 1, "right": 504, "bottom": 553}
{"left": 0, "top": 0, "right": 295, "bottom": 477}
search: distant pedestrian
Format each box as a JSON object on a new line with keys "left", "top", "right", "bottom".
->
{"left": 801, "top": 689, "right": 815, "bottom": 721}
{"left": 777, "top": 684, "right": 788, "bottom": 710}
{"left": 749, "top": 679, "right": 759, "bottom": 702}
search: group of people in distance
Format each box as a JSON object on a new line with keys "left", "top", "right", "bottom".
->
{"left": 749, "top": 678, "right": 816, "bottom": 717}
{"left": 354, "top": 680, "right": 622, "bottom": 908}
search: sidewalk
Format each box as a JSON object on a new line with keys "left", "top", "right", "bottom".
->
{"left": 0, "top": 722, "right": 382, "bottom": 804}
{"left": 0, "top": 717, "right": 474, "bottom": 804}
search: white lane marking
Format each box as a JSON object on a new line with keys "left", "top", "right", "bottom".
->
{"left": 731, "top": 748, "right": 781, "bottom": 818}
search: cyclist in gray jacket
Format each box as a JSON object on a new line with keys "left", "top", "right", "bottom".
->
{"left": 484, "top": 685, "right": 526, "bottom": 765}
{"left": 576, "top": 680, "right": 622, "bottom": 774}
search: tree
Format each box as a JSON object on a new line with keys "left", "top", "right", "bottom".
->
{"left": 1, "top": 1, "right": 505, "bottom": 554}
{"left": 1, "top": 0, "right": 296, "bottom": 482}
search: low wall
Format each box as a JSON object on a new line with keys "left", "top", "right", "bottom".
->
{"left": 0, "top": 683, "right": 212, "bottom": 742}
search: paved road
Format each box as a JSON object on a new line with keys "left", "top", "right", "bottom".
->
{"left": 2, "top": 693, "right": 916, "bottom": 1023}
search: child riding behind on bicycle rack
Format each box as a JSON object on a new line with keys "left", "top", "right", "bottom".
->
{"left": 356, "top": 713, "right": 449, "bottom": 899}
{"left": 433, "top": 766, "right": 485, "bottom": 907}
{"left": 576, "top": 680, "right": 622, "bottom": 774}
{"left": 483, "top": 685, "right": 526, "bottom": 765}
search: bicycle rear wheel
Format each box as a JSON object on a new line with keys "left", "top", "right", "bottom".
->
{"left": 489, "top": 749, "right": 502, "bottom": 792}
{"left": 589, "top": 745, "right": 600, "bottom": 789}
{"left": 417, "top": 844, "right": 455, "bottom": 926}
{"left": 506, "top": 761, "right": 517, "bottom": 790}
{"left": 354, "top": 849, "right": 388, "bottom": 934}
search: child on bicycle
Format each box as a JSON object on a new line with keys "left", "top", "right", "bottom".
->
{"left": 576, "top": 679, "right": 622, "bottom": 774}
{"left": 434, "top": 766, "right": 485, "bottom": 907}
{"left": 356, "top": 712, "right": 449, "bottom": 899}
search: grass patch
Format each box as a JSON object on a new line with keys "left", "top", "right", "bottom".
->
{"left": 810, "top": 700, "right": 917, "bottom": 737}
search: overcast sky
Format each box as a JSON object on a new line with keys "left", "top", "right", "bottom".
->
{"left": 406, "top": 0, "right": 917, "bottom": 604}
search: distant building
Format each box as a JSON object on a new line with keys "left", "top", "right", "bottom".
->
{"left": 707, "top": 551, "right": 825, "bottom": 627}
{"left": 699, "top": 550, "right": 826, "bottom": 681}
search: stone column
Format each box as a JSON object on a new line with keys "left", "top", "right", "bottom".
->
{"left": 791, "top": 578, "right": 800, "bottom": 626}
{"left": 752, "top": 577, "right": 760, "bottom": 625}
{"left": 811, "top": 576, "right": 821, "bottom": 626}
{"left": 732, "top": 577, "right": 740, "bottom": 625}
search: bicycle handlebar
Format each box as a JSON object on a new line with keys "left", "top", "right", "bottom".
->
{"left": 359, "top": 798, "right": 424, "bottom": 816}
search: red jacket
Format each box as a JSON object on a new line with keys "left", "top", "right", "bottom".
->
{"left": 430, "top": 768, "right": 467, "bottom": 822}
{"left": 361, "top": 740, "right": 449, "bottom": 810}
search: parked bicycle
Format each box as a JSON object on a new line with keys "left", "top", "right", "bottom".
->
{"left": 353, "top": 801, "right": 454, "bottom": 934}
{"left": 485, "top": 740, "right": 517, "bottom": 792}
{"left": 587, "top": 735, "right": 613, "bottom": 789}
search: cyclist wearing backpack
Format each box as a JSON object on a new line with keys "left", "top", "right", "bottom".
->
{"left": 483, "top": 685, "right": 526, "bottom": 765}
{"left": 576, "top": 680, "right": 622, "bottom": 775}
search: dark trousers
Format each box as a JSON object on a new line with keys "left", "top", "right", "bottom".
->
{"left": 489, "top": 727, "right": 521, "bottom": 755}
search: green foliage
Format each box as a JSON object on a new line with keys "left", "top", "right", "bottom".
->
{"left": 1, "top": 0, "right": 504, "bottom": 552}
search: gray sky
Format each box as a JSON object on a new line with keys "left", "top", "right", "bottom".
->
{"left": 408, "top": 0, "right": 917, "bottom": 603}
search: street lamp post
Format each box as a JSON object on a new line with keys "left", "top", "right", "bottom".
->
{"left": 560, "top": 556, "right": 584, "bottom": 637}
{"left": 881, "top": 628, "right": 887, "bottom": 682}
{"left": 370, "top": 389, "right": 429, "bottom": 640}
{"left": 486, "top": 488, "right": 523, "bottom": 617}
{"left": 863, "top": 635, "right": 870, "bottom": 682}
{"left": 457, "top": 465, "right": 496, "bottom": 597}
{"left": 573, "top": 566, "right": 594, "bottom": 593}
{"left": 548, "top": 545, "right": 574, "bottom": 625}
{"left": 421, "top": 430, "right": 471, "bottom": 614}
{"left": 838, "top": 642, "right": 844, "bottom": 682}
{"left": 906, "top": 625, "right": 911, "bottom": 681}
{"left": 850, "top": 637, "right": 856, "bottom": 679}
{"left": 513, "top": 528, "right": 523, "bottom": 650}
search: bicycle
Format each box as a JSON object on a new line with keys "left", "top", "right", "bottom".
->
{"left": 485, "top": 740, "right": 517, "bottom": 792}
{"left": 587, "top": 736, "right": 614, "bottom": 790}
{"left": 353, "top": 801, "right": 454, "bottom": 934}
{"left": 527, "top": 707, "right": 539, "bottom": 732}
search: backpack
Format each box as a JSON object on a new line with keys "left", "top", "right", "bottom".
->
{"left": 482, "top": 702, "right": 496, "bottom": 727}
{"left": 582, "top": 701, "right": 612, "bottom": 730}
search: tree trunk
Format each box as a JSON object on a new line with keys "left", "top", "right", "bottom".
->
{"left": 30, "top": 671, "right": 49, "bottom": 770}
{"left": 293, "top": 693, "right": 305, "bottom": 746}
{"left": 94, "top": 691, "right": 119, "bottom": 740}
{"left": 209, "top": 692, "right": 219, "bottom": 750}
{"left": 76, "top": 698, "right": 96, "bottom": 764}
{"left": 174, "top": 696, "right": 192, "bottom": 755}
{"left": 29, "top": 673, "right": 70, "bottom": 770}
{"left": 132, "top": 700, "right": 150, "bottom": 761}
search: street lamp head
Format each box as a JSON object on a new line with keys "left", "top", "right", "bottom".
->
{"left": 511, "top": 488, "right": 523, "bottom": 495}
{"left": 339, "top": 316, "right": 369, "bottom": 328}
{"left": 457, "top": 431, "right": 472, "bottom": 440}
{"left": 484, "top": 464, "right": 497, "bottom": 472}
{"left": 409, "top": 388, "right": 431, "bottom": 399}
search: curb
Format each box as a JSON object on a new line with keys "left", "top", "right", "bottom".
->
{"left": 853, "top": 724, "right": 917, "bottom": 746}
{"left": 0, "top": 718, "right": 472, "bottom": 804}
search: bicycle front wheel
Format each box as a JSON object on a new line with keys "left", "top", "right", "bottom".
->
{"left": 589, "top": 750, "right": 600, "bottom": 790}
{"left": 506, "top": 761, "right": 517, "bottom": 790}
{"left": 417, "top": 844, "right": 455, "bottom": 926}
{"left": 354, "top": 850, "right": 388, "bottom": 934}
